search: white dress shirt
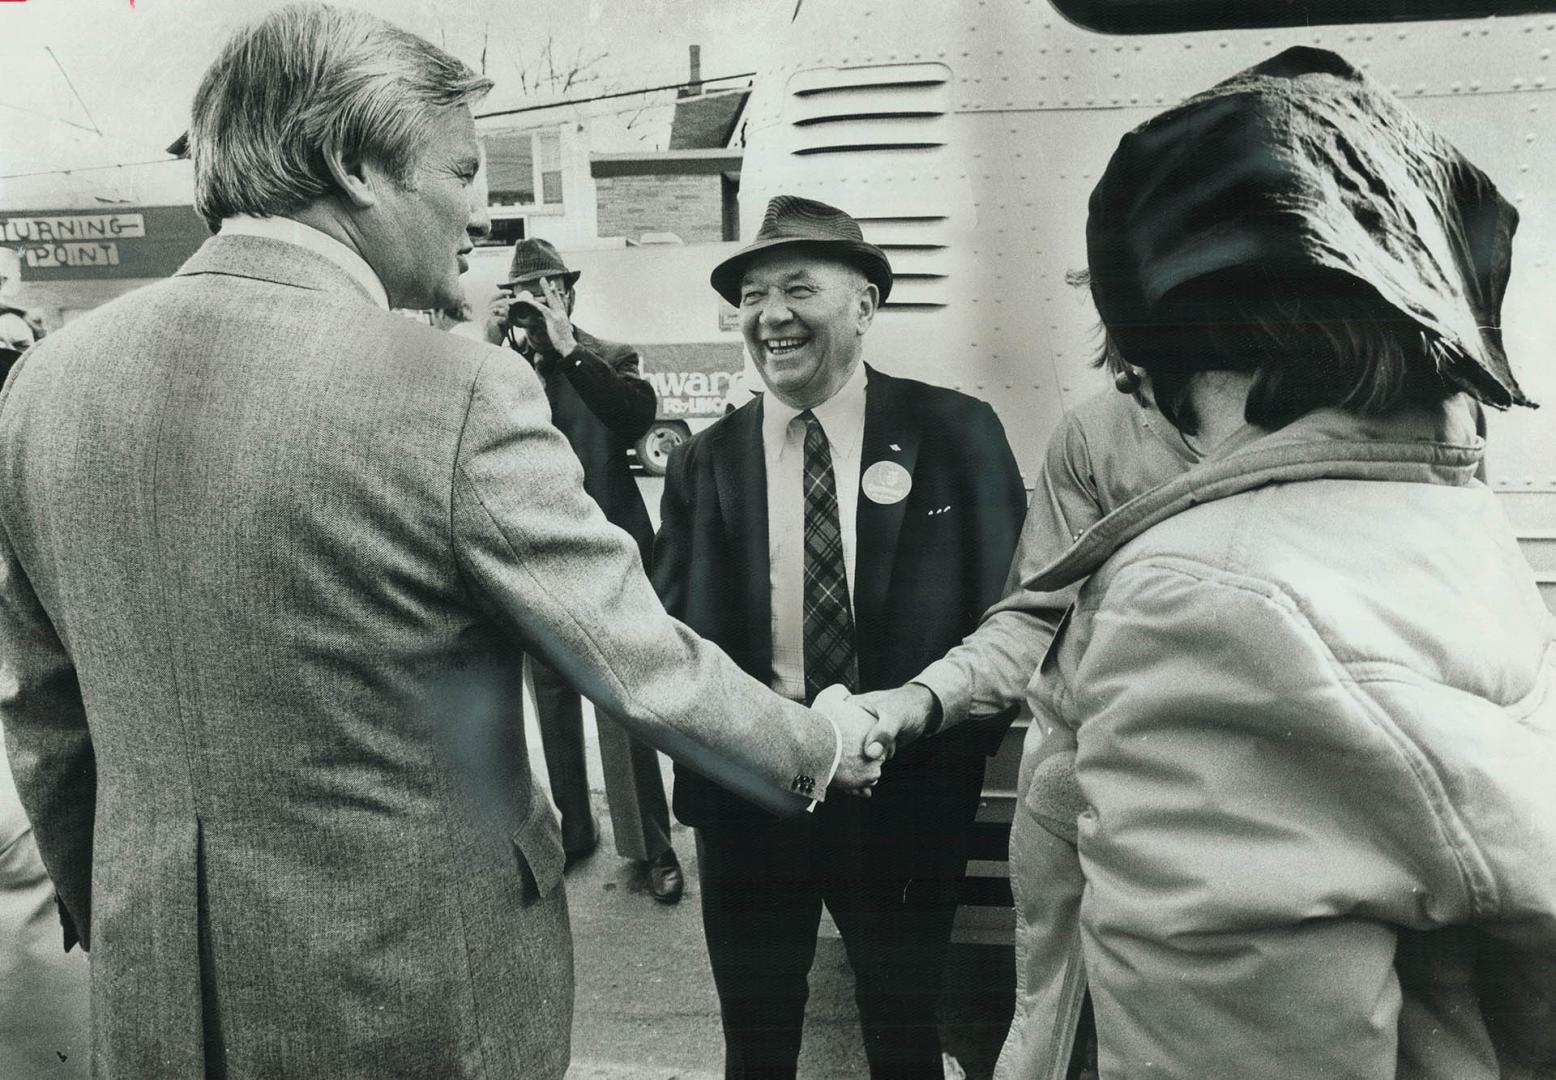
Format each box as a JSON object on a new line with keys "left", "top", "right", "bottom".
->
{"left": 219, "top": 215, "right": 389, "bottom": 310}
{"left": 761, "top": 359, "right": 868, "bottom": 703}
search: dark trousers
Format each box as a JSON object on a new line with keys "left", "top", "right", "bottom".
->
{"left": 693, "top": 751, "right": 986, "bottom": 1080}
{"left": 527, "top": 654, "right": 672, "bottom": 862}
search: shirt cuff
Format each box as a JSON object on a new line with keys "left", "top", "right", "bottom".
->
{"left": 907, "top": 680, "right": 947, "bottom": 738}
{"left": 912, "top": 659, "right": 973, "bottom": 730}
{"left": 808, "top": 708, "right": 844, "bottom": 812}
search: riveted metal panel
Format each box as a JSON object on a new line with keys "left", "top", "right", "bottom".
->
{"left": 740, "top": 1, "right": 1556, "bottom": 563}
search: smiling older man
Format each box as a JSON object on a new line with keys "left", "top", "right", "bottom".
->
{"left": 0, "top": 10, "right": 882, "bottom": 1078}
{"left": 653, "top": 196, "right": 1027, "bottom": 1079}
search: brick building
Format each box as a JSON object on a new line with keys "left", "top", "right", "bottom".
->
{"left": 589, "top": 72, "right": 748, "bottom": 245}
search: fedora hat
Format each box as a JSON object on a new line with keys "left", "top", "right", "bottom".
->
{"left": 711, "top": 196, "right": 893, "bottom": 306}
{"left": 501, "top": 237, "right": 580, "bottom": 289}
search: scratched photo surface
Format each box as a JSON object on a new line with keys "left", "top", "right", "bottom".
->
{"left": 3, "top": 2, "right": 1555, "bottom": 1078}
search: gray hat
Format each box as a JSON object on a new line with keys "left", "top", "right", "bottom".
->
{"left": 501, "top": 237, "right": 580, "bottom": 289}
{"left": 711, "top": 196, "right": 893, "bottom": 306}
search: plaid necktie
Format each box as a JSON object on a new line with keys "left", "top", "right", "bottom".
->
{"left": 800, "top": 410, "right": 858, "bottom": 703}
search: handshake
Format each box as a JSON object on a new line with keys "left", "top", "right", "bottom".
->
{"left": 811, "top": 683, "right": 943, "bottom": 797}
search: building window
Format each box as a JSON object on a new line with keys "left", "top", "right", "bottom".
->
{"left": 1050, "top": 0, "right": 1556, "bottom": 34}
{"left": 484, "top": 127, "right": 565, "bottom": 209}
{"left": 538, "top": 131, "right": 564, "bottom": 204}
{"left": 479, "top": 217, "right": 526, "bottom": 249}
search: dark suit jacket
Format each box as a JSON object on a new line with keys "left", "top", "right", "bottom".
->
{"left": 527, "top": 326, "right": 656, "bottom": 559}
{"left": 653, "top": 365, "right": 1027, "bottom": 830}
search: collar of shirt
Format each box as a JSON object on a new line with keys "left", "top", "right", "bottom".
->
{"left": 760, "top": 359, "right": 868, "bottom": 467}
{"left": 219, "top": 215, "right": 390, "bottom": 310}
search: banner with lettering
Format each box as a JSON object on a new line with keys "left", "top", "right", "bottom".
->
{"left": 1, "top": 206, "right": 211, "bottom": 281}
{"left": 638, "top": 342, "right": 746, "bottom": 420}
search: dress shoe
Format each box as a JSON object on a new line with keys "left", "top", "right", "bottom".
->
{"left": 562, "top": 813, "right": 600, "bottom": 870}
{"left": 645, "top": 848, "right": 684, "bottom": 904}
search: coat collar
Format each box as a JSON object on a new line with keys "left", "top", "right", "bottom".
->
{"left": 174, "top": 234, "right": 380, "bottom": 307}
{"left": 217, "top": 215, "right": 388, "bottom": 308}
{"left": 1027, "top": 397, "right": 1486, "bottom": 591}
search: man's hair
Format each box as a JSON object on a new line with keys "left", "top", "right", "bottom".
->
{"left": 190, "top": 3, "right": 493, "bottom": 230}
{"left": 1097, "top": 267, "right": 1455, "bottom": 434}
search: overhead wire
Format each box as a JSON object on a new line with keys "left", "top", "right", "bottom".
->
{"left": 1, "top": 73, "right": 756, "bottom": 181}
{"left": 0, "top": 100, "right": 101, "bottom": 135}
{"left": 44, "top": 46, "right": 103, "bottom": 137}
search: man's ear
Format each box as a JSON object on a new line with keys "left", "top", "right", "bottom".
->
{"left": 855, "top": 282, "right": 880, "bottom": 335}
{"left": 324, "top": 147, "right": 379, "bottom": 210}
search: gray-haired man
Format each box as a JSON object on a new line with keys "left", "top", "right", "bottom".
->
{"left": 0, "top": 5, "right": 881, "bottom": 1077}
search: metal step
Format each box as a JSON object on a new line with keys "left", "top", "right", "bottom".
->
{"left": 1516, "top": 531, "right": 1556, "bottom": 575}
{"left": 1538, "top": 578, "right": 1556, "bottom": 612}
{"left": 983, "top": 719, "right": 1028, "bottom": 793}
{"left": 952, "top": 903, "right": 1017, "bottom": 947}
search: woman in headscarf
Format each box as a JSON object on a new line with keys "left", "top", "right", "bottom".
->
{"left": 995, "top": 46, "right": 1556, "bottom": 1080}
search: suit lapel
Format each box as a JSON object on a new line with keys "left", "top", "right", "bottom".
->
{"left": 711, "top": 400, "right": 773, "bottom": 664}
{"left": 854, "top": 367, "right": 919, "bottom": 638}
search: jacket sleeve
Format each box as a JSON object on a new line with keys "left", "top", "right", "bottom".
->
{"left": 0, "top": 518, "right": 93, "bottom": 952}
{"left": 1067, "top": 558, "right": 1478, "bottom": 1079}
{"left": 450, "top": 356, "right": 832, "bottom": 813}
{"left": 915, "top": 407, "right": 1097, "bottom": 728}
{"left": 559, "top": 343, "right": 657, "bottom": 442}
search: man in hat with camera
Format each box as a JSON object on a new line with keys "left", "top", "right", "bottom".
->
{"left": 652, "top": 195, "right": 1027, "bottom": 1077}
{"left": 483, "top": 237, "right": 684, "bottom": 903}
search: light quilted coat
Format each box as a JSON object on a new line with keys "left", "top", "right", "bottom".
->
{"left": 998, "top": 399, "right": 1556, "bottom": 1080}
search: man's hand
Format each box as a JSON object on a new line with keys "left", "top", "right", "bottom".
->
{"left": 513, "top": 277, "right": 578, "bottom": 359}
{"left": 850, "top": 683, "right": 941, "bottom": 763}
{"left": 482, "top": 292, "right": 512, "bottom": 345}
{"left": 810, "top": 684, "right": 884, "bottom": 797}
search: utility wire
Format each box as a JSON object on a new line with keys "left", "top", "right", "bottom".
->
{"left": 45, "top": 47, "right": 103, "bottom": 137}
{"left": 476, "top": 72, "right": 753, "bottom": 120}
{"left": 1, "top": 73, "right": 756, "bottom": 180}
{"left": 0, "top": 100, "right": 101, "bottom": 135}
{"left": 0, "top": 158, "right": 184, "bottom": 181}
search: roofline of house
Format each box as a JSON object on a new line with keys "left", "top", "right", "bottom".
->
{"left": 589, "top": 149, "right": 742, "bottom": 179}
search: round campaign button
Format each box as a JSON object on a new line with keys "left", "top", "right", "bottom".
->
{"left": 861, "top": 460, "right": 912, "bottom": 505}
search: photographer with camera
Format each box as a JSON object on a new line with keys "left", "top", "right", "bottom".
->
{"left": 482, "top": 237, "right": 684, "bottom": 904}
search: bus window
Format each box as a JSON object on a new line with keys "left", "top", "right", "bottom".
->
{"left": 1052, "top": 0, "right": 1556, "bottom": 34}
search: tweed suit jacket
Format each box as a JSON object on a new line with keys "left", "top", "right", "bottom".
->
{"left": 653, "top": 366, "right": 1027, "bottom": 833}
{"left": 0, "top": 234, "right": 838, "bottom": 1079}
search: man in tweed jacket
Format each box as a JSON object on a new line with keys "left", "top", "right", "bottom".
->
{"left": 0, "top": 6, "right": 877, "bottom": 1077}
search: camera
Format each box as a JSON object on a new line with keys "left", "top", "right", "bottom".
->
{"left": 501, "top": 290, "right": 546, "bottom": 329}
